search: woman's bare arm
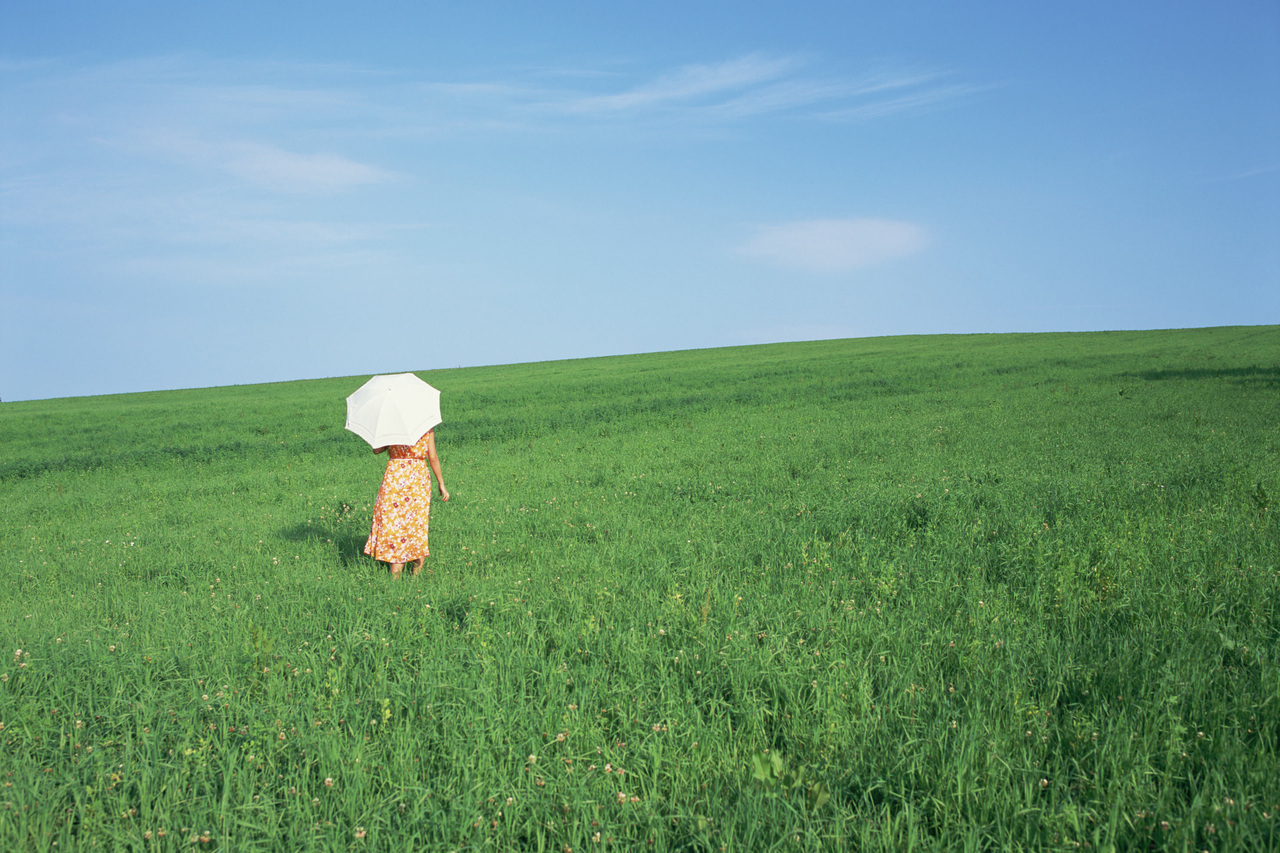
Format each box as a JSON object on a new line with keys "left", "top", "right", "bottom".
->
{"left": 425, "top": 430, "right": 450, "bottom": 501}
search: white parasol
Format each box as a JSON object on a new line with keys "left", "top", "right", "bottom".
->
{"left": 344, "top": 373, "right": 442, "bottom": 448}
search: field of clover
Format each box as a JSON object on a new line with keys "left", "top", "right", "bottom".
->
{"left": 1, "top": 325, "right": 1278, "bottom": 851}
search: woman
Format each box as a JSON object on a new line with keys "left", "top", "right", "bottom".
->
{"left": 364, "top": 428, "right": 449, "bottom": 578}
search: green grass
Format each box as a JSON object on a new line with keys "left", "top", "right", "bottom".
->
{"left": 2, "top": 326, "right": 1278, "bottom": 851}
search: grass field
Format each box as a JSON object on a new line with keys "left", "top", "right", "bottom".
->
{"left": 2, "top": 326, "right": 1278, "bottom": 851}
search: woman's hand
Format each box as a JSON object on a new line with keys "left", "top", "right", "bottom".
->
{"left": 439, "top": 485, "right": 450, "bottom": 502}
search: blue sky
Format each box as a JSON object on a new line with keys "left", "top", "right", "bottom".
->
{"left": 2, "top": 1, "right": 1277, "bottom": 401}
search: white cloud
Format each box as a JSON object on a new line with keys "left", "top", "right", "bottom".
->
{"left": 738, "top": 218, "right": 928, "bottom": 273}
{"left": 105, "top": 128, "right": 391, "bottom": 193}
{"left": 221, "top": 143, "right": 390, "bottom": 193}
{"left": 463, "top": 55, "right": 976, "bottom": 126}
{"left": 561, "top": 54, "right": 798, "bottom": 113}
{"left": 818, "top": 83, "right": 984, "bottom": 122}
{"left": 4, "top": 54, "right": 976, "bottom": 179}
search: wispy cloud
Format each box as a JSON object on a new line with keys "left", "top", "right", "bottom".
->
{"left": 818, "top": 81, "right": 983, "bottom": 122}
{"left": 221, "top": 143, "right": 390, "bottom": 193}
{"left": 526, "top": 55, "right": 975, "bottom": 125}
{"left": 3, "top": 54, "right": 976, "bottom": 180}
{"left": 106, "top": 127, "right": 393, "bottom": 193}
{"left": 1213, "top": 164, "right": 1279, "bottom": 182}
{"left": 400, "top": 54, "right": 977, "bottom": 131}
{"left": 559, "top": 54, "right": 799, "bottom": 113}
{"left": 2, "top": 54, "right": 956, "bottom": 298}
{"left": 738, "top": 218, "right": 928, "bottom": 274}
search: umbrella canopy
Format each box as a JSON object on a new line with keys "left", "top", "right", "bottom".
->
{"left": 345, "top": 373, "right": 442, "bottom": 448}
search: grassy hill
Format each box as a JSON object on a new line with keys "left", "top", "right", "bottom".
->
{"left": 2, "top": 326, "right": 1278, "bottom": 850}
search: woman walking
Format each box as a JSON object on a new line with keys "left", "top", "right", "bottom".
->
{"left": 365, "top": 428, "right": 449, "bottom": 578}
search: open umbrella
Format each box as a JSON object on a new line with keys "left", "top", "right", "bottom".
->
{"left": 345, "top": 373, "right": 442, "bottom": 448}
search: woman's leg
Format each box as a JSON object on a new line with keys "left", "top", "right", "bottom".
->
{"left": 389, "top": 562, "right": 405, "bottom": 578}
{"left": 410, "top": 557, "right": 425, "bottom": 576}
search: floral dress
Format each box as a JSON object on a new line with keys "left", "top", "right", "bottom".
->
{"left": 364, "top": 430, "right": 433, "bottom": 563}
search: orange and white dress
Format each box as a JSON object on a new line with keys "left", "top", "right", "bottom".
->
{"left": 364, "top": 430, "right": 433, "bottom": 563}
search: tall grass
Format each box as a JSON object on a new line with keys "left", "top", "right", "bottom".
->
{"left": 1, "top": 326, "right": 1278, "bottom": 850}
